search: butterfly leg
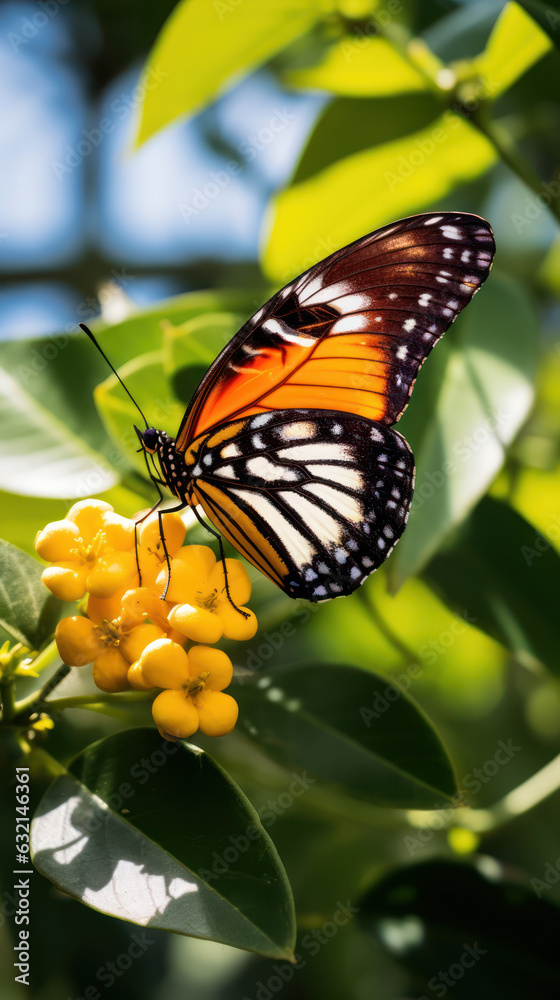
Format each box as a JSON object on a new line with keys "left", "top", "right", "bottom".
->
{"left": 190, "top": 504, "right": 250, "bottom": 619}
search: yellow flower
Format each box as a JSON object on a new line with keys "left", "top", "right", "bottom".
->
{"left": 36, "top": 499, "right": 137, "bottom": 601}
{"left": 135, "top": 510, "right": 186, "bottom": 587}
{"left": 161, "top": 545, "right": 257, "bottom": 644}
{"left": 147, "top": 643, "right": 238, "bottom": 739}
{"left": 54, "top": 615, "right": 166, "bottom": 693}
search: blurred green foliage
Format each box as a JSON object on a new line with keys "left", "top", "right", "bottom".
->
{"left": 2, "top": 2, "right": 560, "bottom": 998}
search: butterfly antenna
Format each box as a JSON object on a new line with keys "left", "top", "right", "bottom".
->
{"left": 79, "top": 323, "right": 149, "bottom": 430}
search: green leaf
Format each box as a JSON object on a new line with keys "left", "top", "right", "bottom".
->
{"left": 286, "top": 35, "right": 431, "bottom": 95}
{"left": 94, "top": 352, "right": 185, "bottom": 474}
{"left": 135, "top": 0, "right": 327, "bottom": 146}
{"left": 517, "top": 2, "right": 560, "bottom": 51}
{"left": 93, "top": 289, "right": 256, "bottom": 368}
{"left": 0, "top": 539, "right": 60, "bottom": 648}
{"left": 423, "top": 496, "right": 560, "bottom": 675}
{"left": 391, "top": 272, "right": 537, "bottom": 585}
{"left": 359, "top": 859, "right": 560, "bottom": 1000}
{"left": 0, "top": 366, "right": 117, "bottom": 499}
{"left": 234, "top": 664, "right": 456, "bottom": 808}
{"left": 292, "top": 92, "right": 443, "bottom": 184}
{"left": 163, "top": 311, "right": 245, "bottom": 404}
{"left": 263, "top": 111, "right": 497, "bottom": 281}
{"left": 30, "top": 729, "right": 296, "bottom": 959}
{"left": 467, "top": 1, "right": 553, "bottom": 96}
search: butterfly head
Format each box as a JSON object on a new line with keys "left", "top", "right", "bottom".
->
{"left": 136, "top": 425, "right": 160, "bottom": 454}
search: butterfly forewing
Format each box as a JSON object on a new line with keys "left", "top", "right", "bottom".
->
{"left": 176, "top": 212, "right": 495, "bottom": 447}
{"left": 186, "top": 409, "right": 414, "bottom": 601}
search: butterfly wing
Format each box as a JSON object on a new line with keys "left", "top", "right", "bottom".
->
{"left": 176, "top": 212, "right": 495, "bottom": 449}
{"left": 186, "top": 409, "right": 414, "bottom": 601}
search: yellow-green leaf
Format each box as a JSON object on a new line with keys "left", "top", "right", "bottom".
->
{"left": 287, "top": 35, "right": 430, "bottom": 96}
{"left": 460, "top": 0, "right": 552, "bottom": 100}
{"left": 262, "top": 111, "right": 497, "bottom": 282}
{"left": 135, "top": 0, "right": 330, "bottom": 147}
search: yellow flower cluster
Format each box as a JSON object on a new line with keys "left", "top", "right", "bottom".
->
{"left": 35, "top": 500, "right": 257, "bottom": 739}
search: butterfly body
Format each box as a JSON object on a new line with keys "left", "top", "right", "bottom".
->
{"left": 140, "top": 212, "right": 495, "bottom": 601}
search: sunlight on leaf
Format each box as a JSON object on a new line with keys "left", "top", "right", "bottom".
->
{"left": 0, "top": 368, "right": 116, "bottom": 499}
{"left": 461, "top": 0, "right": 553, "bottom": 99}
{"left": 135, "top": 0, "right": 328, "bottom": 146}
{"left": 286, "top": 35, "right": 431, "bottom": 95}
{"left": 263, "top": 112, "right": 496, "bottom": 281}
{"left": 31, "top": 730, "right": 296, "bottom": 959}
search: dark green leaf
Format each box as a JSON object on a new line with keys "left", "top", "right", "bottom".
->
{"left": 30, "top": 729, "right": 295, "bottom": 959}
{"left": 0, "top": 539, "right": 60, "bottom": 648}
{"left": 517, "top": 2, "right": 560, "bottom": 51}
{"left": 423, "top": 496, "right": 560, "bottom": 675}
{"left": 359, "top": 858, "right": 560, "bottom": 1000}
{"left": 234, "top": 664, "right": 456, "bottom": 809}
{"left": 293, "top": 93, "right": 443, "bottom": 185}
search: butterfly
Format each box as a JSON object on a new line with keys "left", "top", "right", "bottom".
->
{"left": 121, "top": 212, "right": 495, "bottom": 602}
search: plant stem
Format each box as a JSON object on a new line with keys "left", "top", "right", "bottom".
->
{"left": 46, "top": 691, "right": 150, "bottom": 712}
{"left": 467, "top": 105, "right": 560, "bottom": 221}
{"left": 406, "top": 753, "right": 560, "bottom": 837}
{"left": 357, "top": 588, "right": 418, "bottom": 663}
{"left": 14, "top": 663, "right": 70, "bottom": 718}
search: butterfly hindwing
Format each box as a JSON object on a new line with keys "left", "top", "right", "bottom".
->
{"left": 177, "top": 212, "right": 495, "bottom": 446}
{"left": 186, "top": 410, "right": 414, "bottom": 601}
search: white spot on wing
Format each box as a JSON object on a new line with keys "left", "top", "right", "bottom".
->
{"left": 280, "top": 421, "right": 316, "bottom": 442}
{"left": 247, "top": 456, "right": 298, "bottom": 482}
{"left": 251, "top": 412, "right": 274, "bottom": 429}
{"left": 277, "top": 442, "right": 352, "bottom": 463}
{"left": 261, "top": 318, "right": 314, "bottom": 348}
{"left": 396, "top": 345, "right": 408, "bottom": 359}
{"left": 403, "top": 318, "right": 416, "bottom": 332}
{"left": 441, "top": 225, "right": 461, "bottom": 239}
{"left": 215, "top": 465, "right": 236, "bottom": 479}
{"left": 221, "top": 442, "right": 240, "bottom": 459}
{"left": 424, "top": 216, "right": 443, "bottom": 225}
